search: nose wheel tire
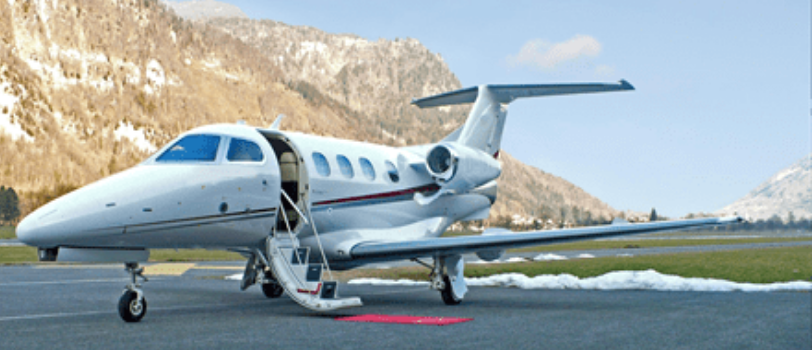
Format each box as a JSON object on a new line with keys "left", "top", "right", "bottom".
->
{"left": 261, "top": 271, "right": 285, "bottom": 298}
{"left": 118, "top": 291, "right": 147, "bottom": 322}
{"left": 440, "top": 275, "right": 462, "bottom": 305}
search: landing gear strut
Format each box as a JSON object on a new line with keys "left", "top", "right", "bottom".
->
{"left": 119, "top": 262, "right": 148, "bottom": 322}
{"left": 261, "top": 270, "right": 284, "bottom": 298}
{"left": 422, "top": 255, "right": 466, "bottom": 305}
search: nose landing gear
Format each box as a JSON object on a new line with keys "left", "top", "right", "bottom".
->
{"left": 119, "top": 262, "right": 148, "bottom": 322}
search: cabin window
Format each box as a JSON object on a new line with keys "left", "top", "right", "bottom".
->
{"left": 359, "top": 157, "right": 375, "bottom": 181}
{"left": 337, "top": 155, "right": 354, "bottom": 179}
{"left": 157, "top": 134, "right": 220, "bottom": 162}
{"left": 226, "top": 138, "right": 264, "bottom": 162}
{"left": 312, "top": 152, "right": 330, "bottom": 177}
{"left": 385, "top": 160, "right": 399, "bottom": 183}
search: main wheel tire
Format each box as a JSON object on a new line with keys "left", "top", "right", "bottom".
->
{"left": 261, "top": 272, "right": 285, "bottom": 298}
{"left": 440, "top": 275, "right": 462, "bottom": 305}
{"left": 118, "top": 291, "right": 147, "bottom": 323}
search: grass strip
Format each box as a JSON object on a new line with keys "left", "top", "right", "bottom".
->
{"left": 148, "top": 249, "right": 244, "bottom": 262}
{"left": 0, "top": 226, "right": 16, "bottom": 240}
{"left": 335, "top": 246, "right": 812, "bottom": 284}
{"left": 0, "top": 246, "right": 36, "bottom": 264}
{"left": 0, "top": 247, "right": 244, "bottom": 264}
{"left": 509, "top": 236, "right": 812, "bottom": 252}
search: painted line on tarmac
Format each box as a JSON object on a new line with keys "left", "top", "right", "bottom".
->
{"left": 143, "top": 263, "right": 196, "bottom": 276}
{"left": 0, "top": 278, "right": 168, "bottom": 287}
{"left": 0, "top": 278, "right": 130, "bottom": 286}
{"left": 0, "top": 310, "right": 112, "bottom": 322}
{"left": 190, "top": 265, "right": 243, "bottom": 270}
{"left": 0, "top": 301, "right": 271, "bottom": 322}
{"left": 34, "top": 264, "right": 122, "bottom": 269}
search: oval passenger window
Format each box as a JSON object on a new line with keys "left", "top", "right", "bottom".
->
{"left": 385, "top": 160, "right": 399, "bottom": 183}
{"left": 337, "top": 155, "right": 354, "bottom": 179}
{"left": 312, "top": 152, "right": 331, "bottom": 176}
{"left": 359, "top": 157, "right": 375, "bottom": 181}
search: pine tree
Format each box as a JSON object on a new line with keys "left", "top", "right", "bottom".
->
{"left": 0, "top": 186, "right": 8, "bottom": 225}
{"left": 5, "top": 187, "right": 20, "bottom": 224}
{"left": 650, "top": 208, "right": 658, "bottom": 222}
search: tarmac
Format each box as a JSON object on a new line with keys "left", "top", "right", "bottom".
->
{"left": 0, "top": 261, "right": 810, "bottom": 349}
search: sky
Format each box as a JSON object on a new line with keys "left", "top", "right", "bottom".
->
{"left": 207, "top": 0, "right": 808, "bottom": 217}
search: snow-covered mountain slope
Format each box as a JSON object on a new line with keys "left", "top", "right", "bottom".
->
{"left": 718, "top": 154, "right": 811, "bottom": 220}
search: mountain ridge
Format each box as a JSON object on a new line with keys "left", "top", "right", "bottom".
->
{"left": 718, "top": 154, "right": 811, "bottom": 221}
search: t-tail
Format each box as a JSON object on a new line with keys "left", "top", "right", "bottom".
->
{"left": 411, "top": 80, "right": 635, "bottom": 156}
{"left": 410, "top": 80, "right": 634, "bottom": 206}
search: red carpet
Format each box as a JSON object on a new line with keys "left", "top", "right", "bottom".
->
{"left": 335, "top": 314, "right": 473, "bottom": 326}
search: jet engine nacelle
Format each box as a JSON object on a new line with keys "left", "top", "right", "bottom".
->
{"left": 426, "top": 142, "right": 501, "bottom": 193}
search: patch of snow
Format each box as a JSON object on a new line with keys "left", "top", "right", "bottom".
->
{"left": 470, "top": 257, "right": 528, "bottom": 264}
{"left": 300, "top": 41, "right": 327, "bottom": 55}
{"left": 349, "top": 270, "right": 812, "bottom": 292}
{"left": 341, "top": 37, "right": 369, "bottom": 47}
{"left": 124, "top": 64, "right": 141, "bottom": 85}
{"left": 203, "top": 59, "right": 220, "bottom": 69}
{"left": 61, "top": 48, "right": 81, "bottom": 61}
{"left": 533, "top": 253, "right": 568, "bottom": 261}
{"left": 143, "top": 84, "right": 154, "bottom": 95}
{"left": 170, "top": 31, "right": 177, "bottom": 44}
{"left": 114, "top": 121, "right": 156, "bottom": 153}
{"left": 773, "top": 167, "right": 799, "bottom": 182}
{"left": 145, "top": 59, "right": 165, "bottom": 90}
{"left": 0, "top": 82, "right": 33, "bottom": 142}
{"left": 36, "top": 0, "right": 51, "bottom": 24}
{"left": 184, "top": 58, "right": 191, "bottom": 66}
{"left": 576, "top": 254, "right": 595, "bottom": 259}
{"left": 348, "top": 278, "right": 429, "bottom": 286}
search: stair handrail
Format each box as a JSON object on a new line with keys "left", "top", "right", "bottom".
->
{"left": 305, "top": 202, "right": 334, "bottom": 281}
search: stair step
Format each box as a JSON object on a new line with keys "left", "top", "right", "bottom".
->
{"left": 267, "top": 237, "right": 362, "bottom": 312}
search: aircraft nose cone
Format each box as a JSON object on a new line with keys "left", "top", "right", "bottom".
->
{"left": 15, "top": 215, "right": 39, "bottom": 246}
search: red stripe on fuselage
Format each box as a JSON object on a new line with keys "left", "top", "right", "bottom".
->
{"left": 313, "top": 184, "right": 440, "bottom": 207}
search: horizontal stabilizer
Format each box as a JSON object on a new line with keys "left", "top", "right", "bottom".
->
{"left": 412, "top": 80, "right": 634, "bottom": 108}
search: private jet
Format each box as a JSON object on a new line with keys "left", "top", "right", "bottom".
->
{"left": 16, "top": 80, "right": 742, "bottom": 322}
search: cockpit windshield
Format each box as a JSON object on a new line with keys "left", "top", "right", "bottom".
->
{"left": 156, "top": 134, "right": 221, "bottom": 162}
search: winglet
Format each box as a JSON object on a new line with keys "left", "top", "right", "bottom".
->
{"left": 619, "top": 79, "right": 635, "bottom": 90}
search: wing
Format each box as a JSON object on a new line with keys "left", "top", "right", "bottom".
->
{"left": 350, "top": 216, "right": 742, "bottom": 262}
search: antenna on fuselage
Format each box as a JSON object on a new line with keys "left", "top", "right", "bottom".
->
{"left": 270, "top": 114, "right": 285, "bottom": 130}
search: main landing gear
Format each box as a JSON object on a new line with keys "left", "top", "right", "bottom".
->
{"left": 415, "top": 255, "right": 467, "bottom": 305}
{"left": 119, "top": 262, "right": 148, "bottom": 322}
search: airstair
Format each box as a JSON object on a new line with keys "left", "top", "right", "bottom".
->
{"left": 266, "top": 191, "right": 362, "bottom": 311}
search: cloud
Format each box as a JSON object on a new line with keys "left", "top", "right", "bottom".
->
{"left": 508, "top": 35, "right": 602, "bottom": 70}
{"left": 595, "top": 64, "right": 615, "bottom": 76}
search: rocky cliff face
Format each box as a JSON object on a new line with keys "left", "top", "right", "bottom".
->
{"left": 719, "top": 154, "right": 811, "bottom": 220}
{"left": 205, "top": 17, "right": 467, "bottom": 145}
{"left": 0, "top": 0, "right": 617, "bottom": 222}
{"left": 164, "top": 0, "right": 247, "bottom": 20}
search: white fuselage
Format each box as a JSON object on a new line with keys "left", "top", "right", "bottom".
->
{"left": 17, "top": 124, "right": 494, "bottom": 267}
